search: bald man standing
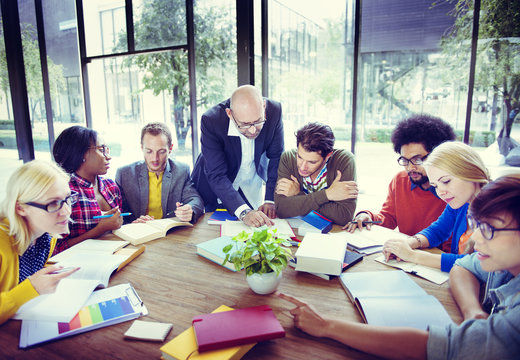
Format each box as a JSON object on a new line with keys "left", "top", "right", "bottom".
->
{"left": 191, "top": 85, "right": 284, "bottom": 227}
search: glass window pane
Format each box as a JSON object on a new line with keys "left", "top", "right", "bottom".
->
{"left": 268, "top": 0, "right": 346, "bottom": 151}
{"left": 355, "top": 0, "right": 465, "bottom": 210}
{"left": 86, "top": 51, "right": 192, "bottom": 178}
{"left": 133, "top": 0, "right": 187, "bottom": 51}
{"left": 42, "top": 0, "right": 85, "bottom": 139}
{"left": 194, "top": 0, "right": 237, "bottom": 128}
{"left": 83, "top": 0, "right": 127, "bottom": 56}
{"left": 0, "top": 3, "right": 22, "bottom": 194}
{"left": 469, "top": 2, "right": 520, "bottom": 175}
{"left": 18, "top": 0, "right": 53, "bottom": 159}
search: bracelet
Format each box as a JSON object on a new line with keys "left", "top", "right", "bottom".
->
{"left": 410, "top": 235, "right": 424, "bottom": 248}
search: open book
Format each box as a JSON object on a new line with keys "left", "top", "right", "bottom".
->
{"left": 220, "top": 218, "right": 295, "bottom": 239}
{"left": 49, "top": 239, "right": 144, "bottom": 272}
{"left": 19, "top": 283, "right": 146, "bottom": 348}
{"left": 345, "top": 225, "right": 408, "bottom": 254}
{"left": 374, "top": 254, "right": 449, "bottom": 285}
{"left": 14, "top": 246, "right": 137, "bottom": 322}
{"left": 113, "top": 218, "right": 193, "bottom": 245}
{"left": 339, "top": 270, "right": 453, "bottom": 330}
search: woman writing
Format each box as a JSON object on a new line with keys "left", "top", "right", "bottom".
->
{"left": 52, "top": 126, "right": 123, "bottom": 253}
{"left": 0, "top": 161, "right": 78, "bottom": 325}
{"left": 383, "top": 141, "right": 490, "bottom": 272}
{"left": 279, "top": 174, "right": 520, "bottom": 359}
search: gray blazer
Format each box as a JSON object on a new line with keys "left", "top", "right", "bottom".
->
{"left": 115, "top": 159, "right": 204, "bottom": 223}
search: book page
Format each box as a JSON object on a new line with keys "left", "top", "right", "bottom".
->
{"left": 374, "top": 255, "right": 449, "bottom": 285}
{"left": 14, "top": 278, "right": 102, "bottom": 322}
{"left": 345, "top": 225, "right": 408, "bottom": 249}
{"left": 147, "top": 218, "right": 192, "bottom": 233}
{"left": 359, "top": 295, "right": 453, "bottom": 330}
{"left": 58, "top": 253, "right": 126, "bottom": 287}
{"left": 113, "top": 223, "right": 163, "bottom": 244}
{"left": 49, "top": 239, "right": 129, "bottom": 263}
{"left": 221, "top": 218, "right": 295, "bottom": 238}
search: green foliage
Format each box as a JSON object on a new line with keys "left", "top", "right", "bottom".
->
{"left": 222, "top": 228, "right": 293, "bottom": 276}
{"left": 439, "top": 0, "right": 520, "bottom": 128}
{"left": 0, "top": 21, "right": 65, "bottom": 120}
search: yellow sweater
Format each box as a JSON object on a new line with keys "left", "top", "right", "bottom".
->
{"left": 0, "top": 220, "right": 56, "bottom": 325}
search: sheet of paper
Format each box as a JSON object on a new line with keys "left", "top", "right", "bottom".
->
{"left": 221, "top": 218, "right": 295, "bottom": 238}
{"left": 49, "top": 239, "right": 128, "bottom": 263}
{"left": 14, "top": 278, "right": 102, "bottom": 322}
{"left": 344, "top": 225, "right": 408, "bottom": 248}
{"left": 374, "top": 255, "right": 449, "bottom": 285}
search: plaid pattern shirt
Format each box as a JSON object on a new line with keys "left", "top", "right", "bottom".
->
{"left": 54, "top": 173, "right": 122, "bottom": 254}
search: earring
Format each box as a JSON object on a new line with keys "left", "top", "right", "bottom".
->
{"left": 82, "top": 159, "right": 86, "bottom": 162}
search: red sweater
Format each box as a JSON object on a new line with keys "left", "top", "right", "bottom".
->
{"left": 363, "top": 171, "right": 446, "bottom": 237}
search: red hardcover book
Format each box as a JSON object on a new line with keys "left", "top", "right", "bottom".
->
{"left": 192, "top": 305, "right": 285, "bottom": 352}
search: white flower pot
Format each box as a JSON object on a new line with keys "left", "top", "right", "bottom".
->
{"left": 246, "top": 271, "right": 282, "bottom": 295}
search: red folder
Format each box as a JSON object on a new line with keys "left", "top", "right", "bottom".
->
{"left": 192, "top": 305, "right": 285, "bottom": 352}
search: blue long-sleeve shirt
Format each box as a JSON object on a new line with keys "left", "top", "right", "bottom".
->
{"left": 418, "top": 202, "right": 469, "bottom": 272}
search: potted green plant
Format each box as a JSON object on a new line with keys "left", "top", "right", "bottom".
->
{"left": 222, "top": 228, "right": 293, "bottom": 295}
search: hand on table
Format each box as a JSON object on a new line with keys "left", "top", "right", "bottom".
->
{"left": 342, "top": 212, "right": 372, "bottom": 232}
{"left": 132, "top": 215, "right": 155, "bottom": 223}
{"left": 382, "top": 238, "right": 416, "bottom": 262}
{"left": 243, "top": 209, "right": 274, "bottom": 227}
{"left": 258, "top": 202, "right": 276, "bottom": 219}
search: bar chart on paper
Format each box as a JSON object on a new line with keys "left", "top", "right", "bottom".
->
{"left": 58, "top": 296, "right": 134, "bottom": 333}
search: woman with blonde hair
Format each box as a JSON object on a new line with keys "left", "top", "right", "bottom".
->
{"left": 383, "top": 141, "right": 490, "bottom": 272}
{"left": 0, "top": 160, "right": 78, "bottom": 324}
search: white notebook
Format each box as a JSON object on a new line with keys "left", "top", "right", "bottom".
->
{"left": 124, "top": 320, "right": 173, "bottom": 341}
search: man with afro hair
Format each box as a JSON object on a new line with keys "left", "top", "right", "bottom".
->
{"left": 345, "top": 114, "right": 456, "bottom": 237}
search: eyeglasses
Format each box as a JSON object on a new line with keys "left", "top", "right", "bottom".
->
{"left": 467, "top": 214, "right": 520, "bottom": 241}
{"left": 25, "top": 191, "right": 79, "bottom": 213}
{"left": 229, "top": 109, "right": 266, "bottom": 130}
{"left": 90, "top": 144, "right": 110, "bottom": 157}
{"left": 397, "top": 154, "right": 428, "bottom": 166}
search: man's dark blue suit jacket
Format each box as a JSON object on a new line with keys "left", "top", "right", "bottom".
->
{"left": 191, "top": 98, "right": 284, "bottom": 214}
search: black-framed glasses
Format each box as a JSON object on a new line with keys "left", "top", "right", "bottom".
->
{"left": 90, "top": 144, "right": 110, "bottom": 157}
{"left": 397, "top": 154, "right": 428, "bottom": 166}
{"left": 467, "top": 214, "right": 520, "bottom": 241}
{"left": 229, "top": 109, "right": 266, "bottom": 130}
{"left": 25, "top": 191, "right": 79, "bottom": 213}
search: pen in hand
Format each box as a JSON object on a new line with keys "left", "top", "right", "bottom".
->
{"left": 93, "top": 212, "right": 132, "bottom": 219}
{"left": 348, "top": 220, "right": 382, "bottom": 225}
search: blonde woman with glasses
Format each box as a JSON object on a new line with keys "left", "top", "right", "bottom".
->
{"left": 0, "top": 160, "right": 78, "bottom": 324}
{"left": 382, "top": 141, "right": 490, "bottom": 272}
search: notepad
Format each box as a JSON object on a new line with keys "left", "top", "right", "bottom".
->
{"left": 345, "top": 225, "right": 408, "bottom": 254}
{"left": 339, "top": 270, "right": 453, "bottom": 330}
{"left": 124, "top": 320, "right": 173, "bottom": 341}
{"left": 374, "top": 254, "right": 449, "bottom": 285}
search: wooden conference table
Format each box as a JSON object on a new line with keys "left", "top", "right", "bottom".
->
{"left": 1, "top": 213, "right": 463, "bottom": 359}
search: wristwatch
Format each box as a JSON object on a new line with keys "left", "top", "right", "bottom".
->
{"left": 239, "top": 209, "right": 252, "bottom": 221}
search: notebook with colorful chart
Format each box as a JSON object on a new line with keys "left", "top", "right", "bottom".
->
{"left": 18, "top": 283, "right": 147, "bottom": 348}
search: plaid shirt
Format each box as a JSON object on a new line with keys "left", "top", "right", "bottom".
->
{"left": 54, "top": 173, "right": 122, "bottom": 254}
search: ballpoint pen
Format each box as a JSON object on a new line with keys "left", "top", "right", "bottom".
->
{"left": 348, "top": 220, "right": 382, "bottom": 225}
{"left": 93, "top": 212, "right": 132, "bottom": 219}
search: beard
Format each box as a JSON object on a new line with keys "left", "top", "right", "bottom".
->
{"left": 408, "top": 171, "right": 429, "bottom": 186}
